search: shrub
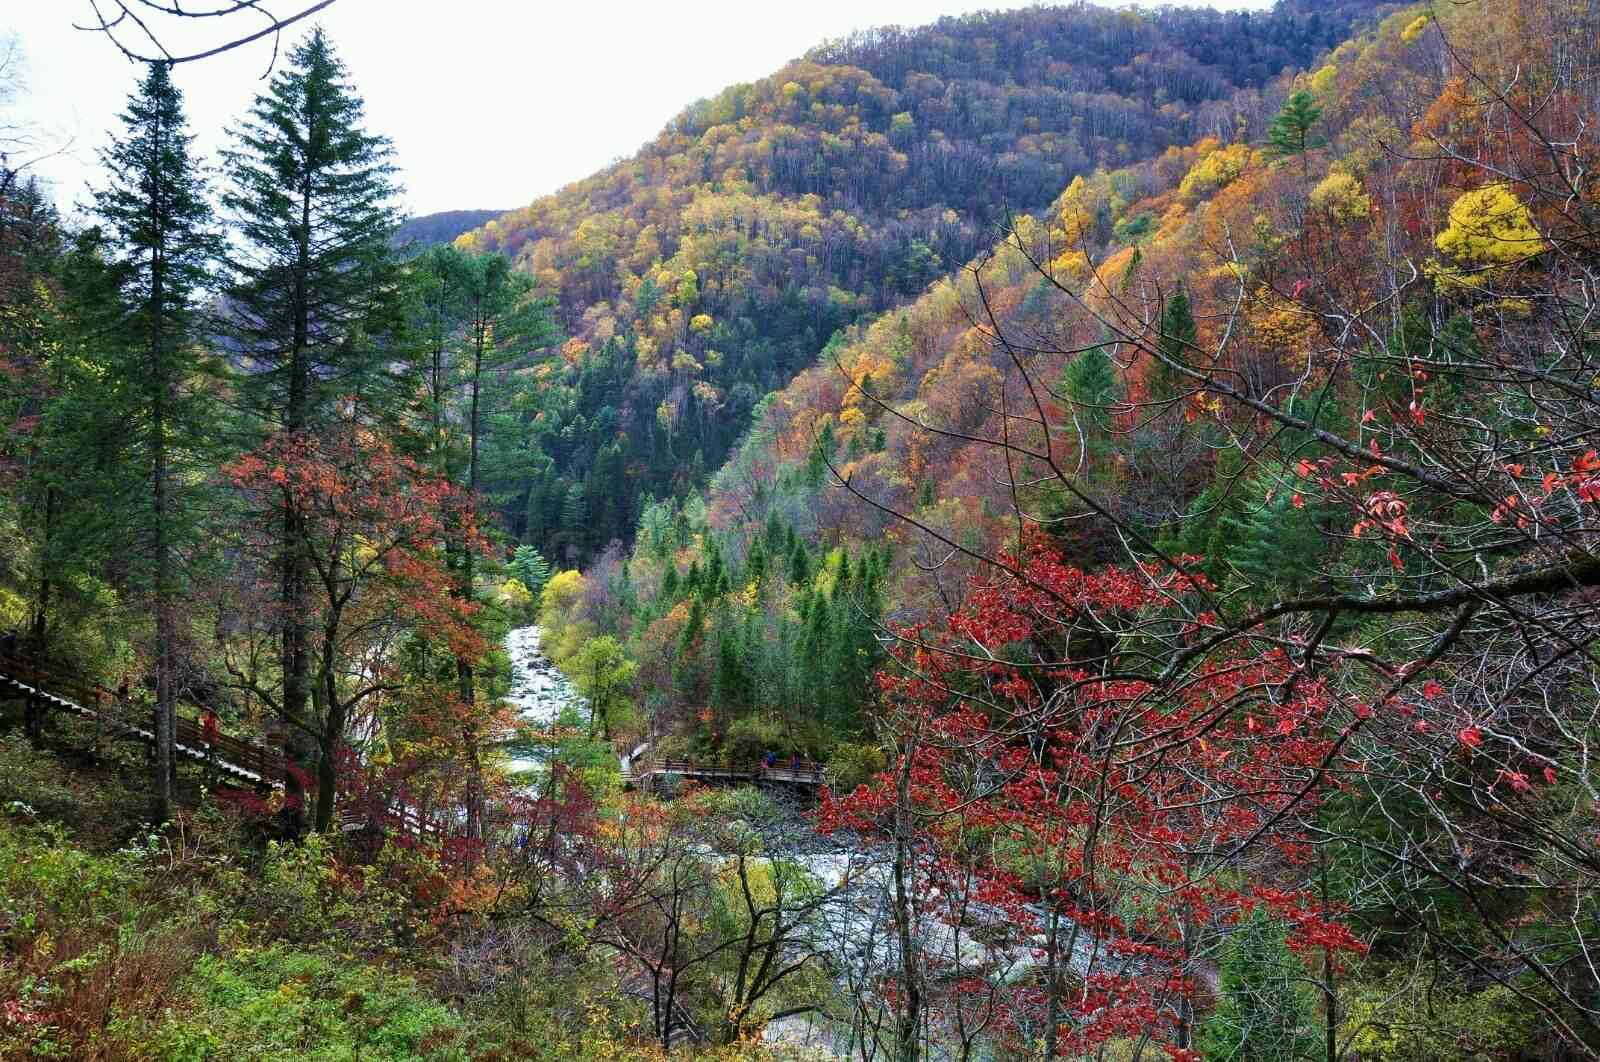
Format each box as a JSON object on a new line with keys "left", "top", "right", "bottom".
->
{"left": 159, "top": 947, "right": 469, "bottom": 1061}
{"left": 825, "top": 742, "right": 886, "bottom": 792}
{"left": 722, "top": 715, "right": 786, "bottom": 767}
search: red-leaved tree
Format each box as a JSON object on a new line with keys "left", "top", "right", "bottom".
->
{"left": 821, "top": 529, "right": 1366, "bottom": 1060}
{"left": 221, "top": 411, "right": 493, "bottom": 833}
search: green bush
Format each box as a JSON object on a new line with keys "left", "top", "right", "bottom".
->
{"left": 159, "top": 946, "right": 469, "bottom": 1061}
{"left": 1338, "top": 968, "right": 1544, "bottom": 1060}
{"left": 0, "top": 732, "right": 80, "bottom": 823}
{"left": 825, "top": 742, "right": 886, "bottom": 792}
{"left": 722, "top": 714, "right": 787, "bottom": 768}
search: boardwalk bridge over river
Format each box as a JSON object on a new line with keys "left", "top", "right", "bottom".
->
{"left": 624, "top": 757, "right": 827, "bottom": 792}
{"left": 0, "top": 645, "right": 826, "bottom": 829}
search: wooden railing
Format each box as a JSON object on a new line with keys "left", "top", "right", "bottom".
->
{"left": 0, "top": 647, "right": 285, "bottom": 784}
{"left": 0, "top": 647, "right": 460, "bottom": 840}
{"left": 627, "top": 757, "right": 827, "bottom": 786}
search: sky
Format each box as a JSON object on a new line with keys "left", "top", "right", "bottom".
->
{"left": 4, "top": 0, "right": 1270, "bottom": 220}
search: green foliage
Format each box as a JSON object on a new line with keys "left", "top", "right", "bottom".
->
{"left": 1337, "top": 969, "right": 1542, "bottom": 1061}
{"left": 825, "top": 742, "right": 887, "bottom": 791}
{"left": 1215, "top": 468, "right": 1329, "bottom": 598}
{"left": 1267, "top": 89, "right": 1324, "bottom": 161}
{"left": 511, "top": 545, "right": 553, "bottom": 598}
{"left": 571, "top": 634, "right": 638, "bottom": 740}
{"left": 1150, "top": 285, "right": 1196, "bottom": 405}
{"left": 1061, "top": 344, "right": 1121, "bottom": 435}
{"left": 223, "top": 27, "right": 405, "bottom": 433}
{"left": 159, "top": 947, "right": 469, "bottom": 1061}
{"left": 722, "top": 714, "right": 790, "bottom": 767}
{"left": 1195, "top": 912, "right": 1319, "bottom": 1061}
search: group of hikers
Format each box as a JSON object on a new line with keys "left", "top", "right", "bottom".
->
{"left": 761, "top": 750, "right": 821, "bottom": 780}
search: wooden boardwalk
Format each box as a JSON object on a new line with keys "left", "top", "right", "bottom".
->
{"left": 0, "top": 650, "right": 444, "bottom": 838}
{"left": 0, "top": 650, "right": 283, "bottom": 788}
{"left": 625, "top": 757, "right": 827, "bottom": 790}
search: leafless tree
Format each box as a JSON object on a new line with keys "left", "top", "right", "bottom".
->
{"left": 74, "top": 1, "right": 339, "bottom": 73}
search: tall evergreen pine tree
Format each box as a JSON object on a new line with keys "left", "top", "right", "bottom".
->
{"left": 95, "top": 62, "right": 219, "bottom": 821}
{"left": 222, "top": 28, "right": 404, "bottom": 831}
{"left": 1152, "top": 286, "right": 1196, "bottom": 405}
{"left": 1267, "top": 90, "right": 1323, "bottom": 175}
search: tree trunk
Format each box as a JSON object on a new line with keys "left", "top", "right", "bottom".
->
{"left": 25, "top": 564, "right": 51, "bottom": 742}
{"left": 1044, "top": 906, "right": 1061, "bottom": 1059}
{"left": 149, "top": 149, "right": 175, "bottom": 823}
{"left": 312, "top": 609, "right": 346, "bottom": 834}
{"left": 459, "top": 319, "right": 486, "bottom": 841}
{"left": 1321, "top": 846, "right": 1338, "bottom": 1062}
{"left": 25, "top": 486, "right": 57, "bottom": 743}
{"left": 278, "top": 174, "right": 315, "bottom": 838}
{"left": 892, "top": 738, "right": 922, "bottom": 1062}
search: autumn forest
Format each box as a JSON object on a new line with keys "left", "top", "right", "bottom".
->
{"left": 3, "top": 1, "right": 1600, "bottom": 1059}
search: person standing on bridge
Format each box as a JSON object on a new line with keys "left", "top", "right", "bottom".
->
{"left": 200, "top": 708, "right": 219, "bottom": 764}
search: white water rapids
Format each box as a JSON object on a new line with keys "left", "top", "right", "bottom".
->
{"left": 503, "top": 625, "right": 585, "bottom": 773}
{"left": 498, "top": 625, "right": 1107, "bottom": 1055}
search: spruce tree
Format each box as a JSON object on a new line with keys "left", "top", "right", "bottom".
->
{"left": 788, "top": 538, "right": 811, "bottom": 586}
{"left": 745, "top": 537, "right": 767, "bottom": 587}
{"left": 222, "top": 27, "right": 404, "bottom": 433}
{"left": 1152, "top": 286, "right": 1196, "bottom": 404}
{"left": 221, "top": 28, "right": 403, "bottom": 829}
{"left": 511, "top": 545, "right": 551, "bottom": 597}
{"left": 1061, "top": 343, "right": 1120, "bottom": 437}
{"left": 1267, "top": 90, "right": 1323, "bottom": 174}
{"left": 95, "top": 62, "right": 219, "bottom": 821}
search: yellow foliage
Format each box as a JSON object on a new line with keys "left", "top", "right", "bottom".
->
{"left": 561, "top": 337, "right": 590, "bottom": 365}
{"left": 498, "top": 579, "right": 533, "bottom": 611}
{"left": 1400, "top": 14, "right": 1429, "bottom": 44}
{"left": 1310, "top": 171, "right": 1372, "bottom": 222}
{"left": 1310, "top": 64, "right": 1338, "bottom": 96}
{"left": 1429, "top": 184, "right": 1543, "bottom": 293}
{"left": 1050, "top": 249, "right": 1091, "bottom": 283}
{"left": 1248, "top": 294, "right": 1315, "bottom": 362}
{"left": 1055, "top": 175, "right": 1095, "bottom": 247}
{"left": 1435, "top": 184, "right": 1542, "bottom": 266}
{"left": 689, "top": 313, "right": 714, "bottom": 333}
{"left": 1177, "top": 141, "right": 1251, "bottom": 200}
{"left": 540, "top": 570, "right": 586, "bottom": 621}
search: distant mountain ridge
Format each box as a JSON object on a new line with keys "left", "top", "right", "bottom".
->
{"left": 458, "top": 0, "right": 1391, "bottom": 562}
{"left": 395, "top": 209, "right": 507, "bottom": 248}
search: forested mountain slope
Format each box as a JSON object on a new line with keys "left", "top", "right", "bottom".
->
{"left": 395, "top": 208, "right": 508, "bottom": 247}
{"left": 535, "top": 3, "right": 1600, "bottom": 1051}
{"left": 463, "top": 0, "right": 1389, "bottom": 563}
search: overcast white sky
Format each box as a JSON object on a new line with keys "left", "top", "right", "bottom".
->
{"left": 5, "top": 0, "right": 1269, "bottom": 220}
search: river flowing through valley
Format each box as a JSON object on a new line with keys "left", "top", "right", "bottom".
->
{"left": 499, "top": 625, "right": 1106, "bottom": 1055}
{"left": 503, "top": 625, "right": 584, "bottom": 773}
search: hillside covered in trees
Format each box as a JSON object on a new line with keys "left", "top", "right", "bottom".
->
{"left": 5, "top": 0, "right": 1600, "bottom": 1058}
{"left": 460, "top": 0, "right": 1391, "bottom": 563}
{"left": 539, "top": 0, "right": 1600, "bottom": 1054}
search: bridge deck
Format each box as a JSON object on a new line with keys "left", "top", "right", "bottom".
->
{"left": 626, "top": 758, "right": 827, "bottom": 789}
